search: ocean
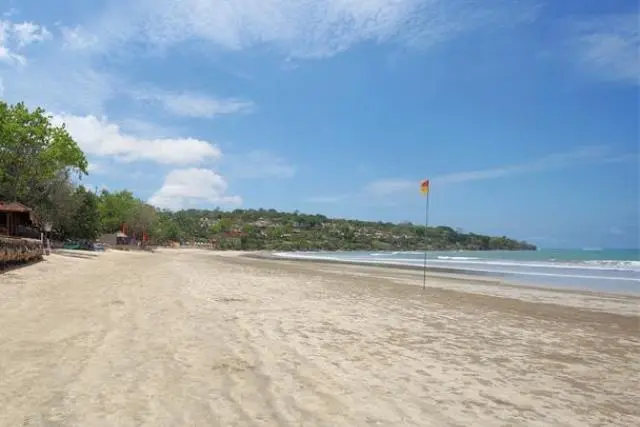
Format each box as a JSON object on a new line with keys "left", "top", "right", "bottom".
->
{"left": 274, "top": 249, "right": 640, "bottom": 294}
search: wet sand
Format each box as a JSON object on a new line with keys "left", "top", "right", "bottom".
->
{"left": 0, "top": 249, "right": 638, "bottom": 426}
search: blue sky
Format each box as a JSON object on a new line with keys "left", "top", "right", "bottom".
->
{"left": 0, "top": 0, "right": 638, "bottom": 248}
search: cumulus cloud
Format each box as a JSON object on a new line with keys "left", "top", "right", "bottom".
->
{"left": 133, "top": 89, "right": 254, "bottom": 118}
{"left": 52, "top": 114, "right": 221, "bottom": 165}
{"left": 148, "top": 168, "right": 242, "bottom": 210}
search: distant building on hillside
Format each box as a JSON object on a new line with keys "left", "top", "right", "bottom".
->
{"left": 251, "top": 219, "right": 273, "bottom": 228}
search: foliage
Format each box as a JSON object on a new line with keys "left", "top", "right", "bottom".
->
{"left": 0, "top": 101, "right": 91, "bottom": 240}
{"left": 95, "top": 189, "right": 157, "bottom": 238}
{"left": 1, "top": 100, "right": 536, "bottom": 251}
{"left": 97, "top": 190, "right": 138, "bottom": 233}
{"left": 0, "top": 101, "right": 88, "bottom": 205}
{"left": 152, "top": 208, "right": 537, "bottom": 251}
{"left": 68, "top": 186, "right": 101, "bottom": 240}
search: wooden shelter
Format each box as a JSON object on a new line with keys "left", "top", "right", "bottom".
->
{"left": 99, "top": 231, "right": 128, "bottom": 245}
{"left": 0, "top": 201, "right": 37, "bottom": 237}
{"left": 115, "top": 231, "right": 129, "bottom": 245}
{"left": 0, "top": 202, "right": 43, "bottom": 267}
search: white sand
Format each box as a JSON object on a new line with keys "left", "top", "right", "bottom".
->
{"left": 1, "top": 249, "right": 638, "bottom": 427}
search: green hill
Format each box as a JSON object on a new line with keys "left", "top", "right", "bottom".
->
{"left": 153, "top": 208, "right": 537, "bottom": 252}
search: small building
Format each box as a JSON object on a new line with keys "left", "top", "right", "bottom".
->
{"left": 0, "top": 201, "right": 38, "bottom": 237}
{"left": 98, "top": 231, "right": 130, "bottom": 246}
{"left": 115, "top": 231, "right": 129, "bottom": 245}
{"left": 251, "top": 219, "right": 273, "bottom": 228}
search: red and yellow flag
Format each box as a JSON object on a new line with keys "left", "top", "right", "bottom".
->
{"left": 419, "top": 179, "right": 430, "bottom": 195}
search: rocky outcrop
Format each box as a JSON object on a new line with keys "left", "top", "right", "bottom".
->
{"left": 0, "top": 236, "right": 44, "bottom": 268}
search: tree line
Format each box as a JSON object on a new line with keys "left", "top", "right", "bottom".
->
{"left": 0, "top": 101, "right": 156, "bottom": 241}
{"left": 151, "top": 208, "right": 536, "bottom": 251}
{"left": 0, "top": 100, "right": 536, "bottom": 251}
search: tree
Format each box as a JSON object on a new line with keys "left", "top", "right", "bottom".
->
{"left": 34, "top": 171, "right": 77, "bottom": 236}
{"left": 209, "top": 218, "right": 232, "bottom": 235}
{"left": 156, "top": 218, "right": 182, "bottom": 242}
{"left": 0, "top": 101, "right": 88, "bottom": 207}
{"left": 97, "top": 190, "right": 138, "bottom": 233}
{"left": 128, "top": 203, "right": 157, "bottom": 236}
{"left": 68, "top": 186, "right": 101, "bottom": 240}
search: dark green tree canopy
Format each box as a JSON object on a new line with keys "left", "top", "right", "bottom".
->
{"left": 0, "top": 101, "right": 88, "bottom": 204}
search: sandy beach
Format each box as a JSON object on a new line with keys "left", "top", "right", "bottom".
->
{"left": 0, "top": 249, "right": 638, "bottom": 427}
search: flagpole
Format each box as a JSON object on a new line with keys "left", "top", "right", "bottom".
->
{"left": 422, "top": 186, "right": 430, "bottom": 290}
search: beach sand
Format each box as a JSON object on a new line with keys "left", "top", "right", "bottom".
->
{"left": 0, "top": 249, "right": 638, "bottom": 427}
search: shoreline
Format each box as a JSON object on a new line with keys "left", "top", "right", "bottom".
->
{"left": 247, "top": 251, "right": 640, "bottom": 298}
{"left": 246, "top": 251, "right": 508, "bottom": 279}
{"left": 255, "top": 251, "right": 504, "bottom": 272}
{"left": 1, "top": 249, "right": 638, "bottom": 425}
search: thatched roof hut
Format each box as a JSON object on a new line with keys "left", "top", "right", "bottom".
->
{"left": 0, "top": 201, "right": 37, "bottom": 237}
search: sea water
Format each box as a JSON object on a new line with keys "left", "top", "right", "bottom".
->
{"left": 274, "top": 249, "right": 640, "bottom": 294}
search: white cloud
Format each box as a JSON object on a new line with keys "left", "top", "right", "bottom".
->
{"left": 434, "top": 146, "right": 613, "bottom": 184}
{"left": 12, "top": 21, "right": 51, "bottom": 47}
{"left": 0, "top": 23, "right": 26, "bottom": 65}
{"left": 117, "top": 118, "right": 184, "bottom": 139}
{"left": 149, "top": 168, "right": 242, "bottom": 210}
{"left": 134, "top": 89, "right": 254, "bottom": 118}
{"left": 0, "top": 1, "right": 538, "bottom": 118}
{"left": 571, "top": 13, "right": 639, "bottom": 84}
{"left": 52, "top": 114, "right": 222, "bottom": 165}
{"left": 60, "top": 26, "right": 99, "bottom": 50}
{"left": 0, "top": 18, "right": 118, "bottom": 117}
{"left": 83, "top": 0, "right": 538, "bottom": 59}
{"left": 364, "top": 146, "right": 633, "bottom": 196}
{"left": 1, "top": 49, "right": 116, "bottom": 115}
{"left": 87, "top": 162, "right": 104, "bottom": 174}
{"left": 226, "top": 150, "right": 295, "bottom": 179}
{"left": 0, "top": 19, "right": 50, "bottom": 65}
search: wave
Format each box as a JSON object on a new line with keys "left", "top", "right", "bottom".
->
{"left": 583, "top": 260, "right": 640, "bottom": 268}
{"left": 389, "top": 257, "right": 640, "bottom": 272}
{"left": 275, "top": 253, "right": 640, "bottom": 272}
{"left": 273, "top": 253, "right": 639, "bottom": 282}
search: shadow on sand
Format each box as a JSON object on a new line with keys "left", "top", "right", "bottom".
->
{"left": 52, "top": 250, "right": 100, "bottom": 260}
{"left": 0, "top": 258, "right": 44, "bottom": 274}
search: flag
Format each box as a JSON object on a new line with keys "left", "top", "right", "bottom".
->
{"left": 420, "top": 179, "right": 430, "bottom": 195}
